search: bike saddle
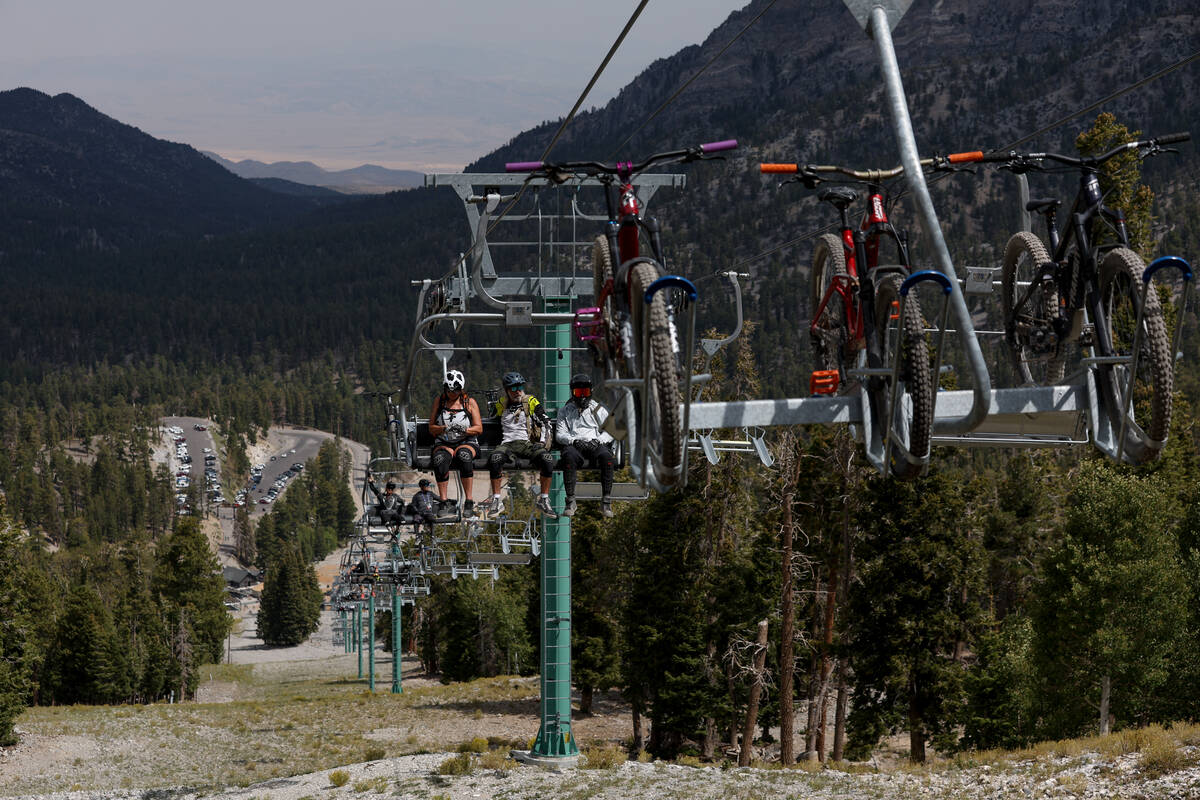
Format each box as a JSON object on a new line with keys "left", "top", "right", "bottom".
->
{"left": 819, "top": 186, "right": 858, "bottom": 210}
{"left": 1025, "top": 197, "right": 1061, "bottom": 214}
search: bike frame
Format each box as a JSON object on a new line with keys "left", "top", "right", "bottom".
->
{"left": 810, "top": 183, "right": 912, "bottom": 357}
{"left": 1016, "top": 166, "right": 1132, "bottom": 355}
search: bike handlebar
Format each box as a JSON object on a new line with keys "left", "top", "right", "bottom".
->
{"left": 962, "top": 132, "right": 1190, "bottom": 171}
{"left": 505, "top": 139, "right": 739, "bottom": 176}
{"left": 759, "top": 151, "right": 981, "bottom": 183}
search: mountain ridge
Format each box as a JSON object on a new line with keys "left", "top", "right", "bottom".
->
{"left": 202, "top": 151, "right": 423, "bottom": 194}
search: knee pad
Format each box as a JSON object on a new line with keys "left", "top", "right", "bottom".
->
{"left": 431, "top": 450, "right": 452, "bottom": 479}
{"left": 454, "top": 447, "right": 475, "bottom": 477}
{"left": 537, "top": 451, "right": 555, "bottom": 477}
{"left": 488, "top": 451, "right": 507, "bottom": 477}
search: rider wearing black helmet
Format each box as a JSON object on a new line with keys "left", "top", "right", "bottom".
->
{"left": 367, "top": 474, "right": 405, "bottom": 527}
{"left": 555, "top": 373, "right": 615, "bottom": 518}
{"left": 485, "top": 371, "right": 558, "bottom": 518}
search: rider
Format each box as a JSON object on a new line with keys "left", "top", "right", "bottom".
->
{"left": 428, "top": 369, "right": 483, "bottom": 516}
{"left": 485, "top": 371, "right": 558, "bottom": 518}
{"left": 410, "top": 478, "right": 438, "bottom": 534}
{"left": 366, "top": 474, "right": 405, "bottom": 527}
{"left": 555, "top": 374, "right": 615, "bottom": 519}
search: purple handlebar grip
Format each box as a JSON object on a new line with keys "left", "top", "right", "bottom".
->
{"left": 700, "top": 139, "right": 738, "bottom": 153}
{"left": 505, "top": 161, "right": 544, "bottom": 172}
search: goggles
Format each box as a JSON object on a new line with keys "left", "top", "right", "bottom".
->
{"left": 506, "top": 384, "right": 524, "bottom": 392}
{"left": 572, "top": 387, "right": 592, "bottom": 398}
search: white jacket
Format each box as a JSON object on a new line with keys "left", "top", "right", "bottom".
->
{"left": 555, "top": 399, "right": 614, "bottom": 447}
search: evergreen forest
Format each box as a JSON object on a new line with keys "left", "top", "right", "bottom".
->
{"left": 2, "top": 0, "right": 1200, "bottom": 765}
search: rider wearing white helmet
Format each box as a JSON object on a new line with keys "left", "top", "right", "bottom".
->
{"left": 428, "top": 369, "right": 483, "bottom": 515}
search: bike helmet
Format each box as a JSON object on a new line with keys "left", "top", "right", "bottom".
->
{"left": 385, "top": 481, "right": 397, "bottom": 490}
{"left": 444, "top": 369, "right": 466, "bottom": 392}
{"left": 502, "top": 371, "right": 526, "bottom": 389}
{"left": 570, "top": 373, "right": 593, "bottom": 399}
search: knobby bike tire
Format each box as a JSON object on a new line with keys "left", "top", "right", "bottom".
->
{"left": 872, "top": 272, "right": 933, "bottom": 479}
{"left": 1097, "top": 246, "right": 1173, "bottom": 458}
{"left": 1001, "top": 232, "right": 1065, "bottom": 385}
{"left": 811, "top": 233, "right": 850, "bottom": 376}
{"left": 591, "top": 235, "right": 619, "bottom": 367}
{"left": 629, "top": 261, "right": 684, "bottom": 483}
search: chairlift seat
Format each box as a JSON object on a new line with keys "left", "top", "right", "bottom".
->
{"left": 407, "top": 418, "right": 626, "bottom": 472}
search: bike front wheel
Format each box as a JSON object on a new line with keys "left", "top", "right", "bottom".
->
{"left": 1097, "top": 246, "right": 1173, "bottom": 458}
{"left": 1001, "top": 231, "right": 1065, "bottom": 385}
{"left": 811, "top": 233, "right": 851, "bottom": 377}
{"left": 629, "top": 260, "right": 684, "bottom": 483}
{"left": 873, "top": 272, "right": 933, "bottom": 479}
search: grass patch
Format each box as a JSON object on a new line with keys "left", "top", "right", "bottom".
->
{"left": 457, "top": 737, "right": 489, "bottom": 753}
{"left": 1140, "top": 736, "right": 1197, "bottom": 778}
{"left": 478, "top": 749, "right": 516, "bottom": 772}
{"left": 437, "top": 753, "right": 475, "bottom": 776}
{"left": 352, "top": 775, "right": 391, "bottom": 793}
{"left": 328, "top": 769, "right": 350, "bottom": 787}
{"left": 362, "top": 746, "right": 386, "bottom": 761}
{"left": 582, "top": 743, "right": 627, "bottom": 770}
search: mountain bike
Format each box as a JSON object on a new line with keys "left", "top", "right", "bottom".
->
{"left": 962, "top": 132, "right": 1190, "bottom": 462}
{"left": 760, "top": 155, "right": 971, "bottom": 478}
{"left": 506, "top": 139, "right": 737, "bottom": 486}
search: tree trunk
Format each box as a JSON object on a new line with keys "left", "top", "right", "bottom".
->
{"left": 779, "top": 486, "right": 796, "bottom": 765}
{"left": 832, "top": 661, "right": 848, "bottom": 762}
{"left": 1099, "top": 675, "right": 1112, "bottom": 735}
{"left": 631, "top": 706, "right": 644, "bottom": 753}
{"left": 726, "top": 660, "right": 739, "bottom": 746}
{"left": 908, "top": 686, "right": 926, "bottom": 763}
{"left": 815, "top": 567, "right": 839, "bottom": 761}
{"left": 804, "top": 582, "right": 823, "bottom": 759}
{"left": 580, "top": 685, "right": 594, "bottom": 716}
{"left": 702, "top": 716, "right": 717, "bottom": 760}
{"left": 738, "top": 619, "right": 770, "bottom": 767}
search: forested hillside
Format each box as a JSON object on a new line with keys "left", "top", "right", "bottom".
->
{"left": 2, "top": 0, "right": 1200, "bottom": 765}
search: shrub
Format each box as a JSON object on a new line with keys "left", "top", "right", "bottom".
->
{"left": 437, "top": 753, "right": 475, "bottom": 776}
{"left": 479, "top": 749, "right": 515, "bottom": 771}
{"left": 328, "top": 769, "right": 350, "bottom": 787}
{"left": 457, "top": 737, "right": 489, "bottom": 753}
{"left": 583, "top": 743, "right": 627, "bottom": 770}
{"left": 363, "top": 746, "right": 386, "bottom": 761}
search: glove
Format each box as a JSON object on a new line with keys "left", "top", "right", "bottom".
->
{"left": 445, "top": 423, "right": 466, "bottom": 439}
{"left": 575, "top": 439, "right": 597, "bottom": 455}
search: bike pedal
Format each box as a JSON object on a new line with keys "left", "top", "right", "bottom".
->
{"left": 810, "top": 370, "right": 840, "bottom": 395}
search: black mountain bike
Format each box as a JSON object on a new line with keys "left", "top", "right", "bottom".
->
{"left": 965, "top": 132, "right": 1190, "bottom": 462}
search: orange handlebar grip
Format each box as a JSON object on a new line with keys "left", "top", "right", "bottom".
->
{"left": 760, "top": 163, "right": 799, "bottom": 173}
{"left": 948, "top": 151, "right": 984, "bottom": 163}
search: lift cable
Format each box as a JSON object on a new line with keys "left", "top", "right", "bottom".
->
{"left": 486, "top": 0, "right": 652, "bottom": 237}
{"left": 998, "top": 49, "right": 1200, "bottom": 152}
{"left": 606, "top": 0, "right": 782, "bottom": 159}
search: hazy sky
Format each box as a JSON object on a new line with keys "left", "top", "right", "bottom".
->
{"left": 0, "top": 1, "right": 744, "bottom": 171}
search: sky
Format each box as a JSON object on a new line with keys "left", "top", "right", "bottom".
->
{"left": 0, "top": 0, "right": 744, "bottom": 171}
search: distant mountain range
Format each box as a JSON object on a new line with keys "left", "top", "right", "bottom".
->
{"left": 202, "top": 152, "right": 423, "bottom": 195}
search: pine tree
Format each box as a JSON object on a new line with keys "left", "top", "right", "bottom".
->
{"left": 1031, "top": 460, "right": 1188, "bottom": 737}
{"left": 257, "top": 542, "right": 321, "bottom": 646}
{"left": 845, "top": 469, "right": 984, "bottom": 762}
{"left": 153, "top": 517, "right": 231, "bottom": 666}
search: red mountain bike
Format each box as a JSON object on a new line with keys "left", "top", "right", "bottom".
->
{"left": 507, "top": 139, "right": 737, "bottom": 486}
{"left": 761, "top": 155, "right": 971, "bottom": 478}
